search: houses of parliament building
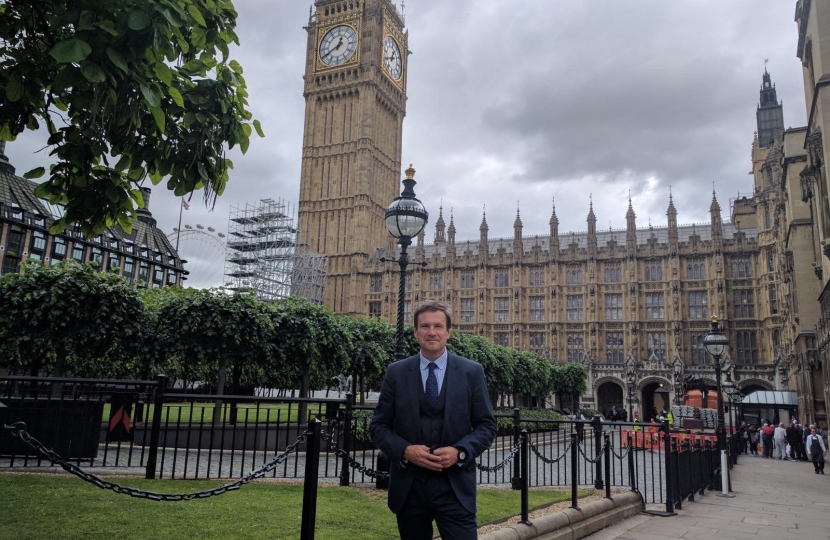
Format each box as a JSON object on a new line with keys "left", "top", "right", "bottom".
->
{"left": 298, "top": 0, "right": 827, "bottom": 426}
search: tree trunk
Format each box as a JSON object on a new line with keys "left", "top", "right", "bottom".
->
{"left": 229, "top": 360, "right": 241, "bottom": 425}
{"left": 213, "top": 358, "right": 227, "bottom": 426}
{"left": 359, "top": 373, "right": 366, "bottom": 405}
{"left": 51, "top": 347, "right": 67, "bottom": 398}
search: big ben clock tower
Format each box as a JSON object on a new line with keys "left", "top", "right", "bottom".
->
{"left": 297, "top": 0, "right": 408, "bottom": 313}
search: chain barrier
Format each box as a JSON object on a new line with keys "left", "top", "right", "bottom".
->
{"left": 608, "top": 438, "right": 631, "bottom": 460}
{"left": 476, "top": 437, "right": 523, "bottom": 473}
{"left": 3, "top": 421, "right": 307, "bottom": 501}
{"left": 323, "top": 428, "right": 390, "bottom": 480}
{"left": 528, "top": 440, "right": 571, "bottom": 464}
{"left": 576, "top": 439, "right": 605, "bottom": 464}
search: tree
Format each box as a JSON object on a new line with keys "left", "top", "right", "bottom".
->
{"left": 153, "top": 288, "right": 274, "bottom": 424}
{"left": 0, "top": 0, "right": 262, "bottom": 236}
{"left": 342, "top": 316, "right": 394, "bottom": 404}
{"left": 270, "top": 297, "right": 351, "bottom": 419}
{"left": 0, "top": 259, "right": 147, "bottom": 378}
{"left": 550, "top": 362, "right": 588, "bottom": 413}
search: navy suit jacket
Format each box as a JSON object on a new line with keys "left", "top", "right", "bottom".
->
{"left": 369, "top": 352, "right": 497, "bottom": 514}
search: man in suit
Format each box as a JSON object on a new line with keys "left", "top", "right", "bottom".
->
{"left": 370, "top": 301, "right": 497, "bottom": 540}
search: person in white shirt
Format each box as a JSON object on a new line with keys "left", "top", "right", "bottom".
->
{"left": 773, "top": 422, "right": 788, "bottom": 460}
{"left": 806, "top": 426, "right": 827, "bottom": 474}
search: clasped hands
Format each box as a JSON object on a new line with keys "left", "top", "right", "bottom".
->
{"left": 403, "top": 445, "right": 458, "bottom": 471}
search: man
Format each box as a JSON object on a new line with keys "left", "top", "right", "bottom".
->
{"left": 786, "top": 422, "right": 800, "bottom": 460}
{"left": 761, "top": 422, "right": 774, "bottom": 458}
{"left": 773, "top": 422, "right": 788, "bottom": 460}
{"left": 806, "top": 426, "right": 827, "bottom": 474}
{"left": 738, "top": 420, "right": 748, "bottom": 454}
{"left": 609, "top": 405, "right": 619, "bottom": 422}
{"left": 370, "top": 301, "right": 497, "bottom": 540}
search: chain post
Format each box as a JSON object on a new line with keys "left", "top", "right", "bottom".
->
{"left": 662, "top": 420, "right": 676, "bottom": 514}
{"left": 145, "top": 374, "right": 167, "bottom": 480}
{"left": 520, "top": 430, "right": 530, "bottom": 525}
{"left": 570, "top": 432, "right": 579, "bottom": 509}
{"left": 627, "top": 432, "right": 637, "bottom": 492}
{"left": 511, "top": 407, "right": 521, "bottom": 490}
{"left": 300, "top": 419, "right": 322, "bottom": 540}
{"left": 339, "top": 393, "right": 353, "bottom": 487}
{"left": 603, "top": 432, "right": 611, "bottom": 499}
{"left": 593, "top": 415, "right": 604, "bottom": 490}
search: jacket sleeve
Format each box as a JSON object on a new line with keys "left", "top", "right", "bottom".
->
{"left": 452, "top": 363, "right": 497, "bottom": 460}
{"left": 369, "top": 367, "right": 411, "bottom": 463}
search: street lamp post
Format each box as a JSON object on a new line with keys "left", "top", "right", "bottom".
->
{"left": 703, "top": 316, "right": 734, "bottom": 498}
{"left": 381, "top": 164, "right": 429, "bottom": 359}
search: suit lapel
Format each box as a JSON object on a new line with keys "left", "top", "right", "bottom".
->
{"left": 441, "top": 353, "right": 460, "bottom": 441}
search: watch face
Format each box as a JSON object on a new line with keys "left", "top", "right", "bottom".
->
{"left": 319, "top": 25, "right": 357, "bottom": 66}
{"left": 383, "top": 36, "right": 402, "bottom": 80}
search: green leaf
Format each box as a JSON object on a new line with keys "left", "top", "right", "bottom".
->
{"left": 229, "top": 60, "right": 243, "bottom": 74}
{"left": 49, "top": 39, "right": 92, "bottom": 63}
{"left": 140, "top": 84, "right": 161, "bottom": 108}
{"left": 80, "top": 62, "right": 106, "bottom": 83}
{"left": 252, "top": 120, "right": 265, "bottom": 138}
{"left": 106, "top": 48, "right": 129, "bottom": 73}
{"left": 150, "top": 106, "right": 166, "bottom": 133}
{"left": 168, "top": 87, "right": 184, "bottom": 107}
{"left": 23, "top": 167, "right": 46, "bottom": 179}
{"left": 187, "top": 5, "right": 207, "bottom": 27}
{"left": 95, "top": 20, "right": 119, "bottom": 36}
{"left": 128, "top": 11, "right": 151, "bottom": 30}
{"left": 154, "top": 63, "right": 172, "bottom": 86}
{"left": 6, "top": 80, "right": 23, "bottom": 102}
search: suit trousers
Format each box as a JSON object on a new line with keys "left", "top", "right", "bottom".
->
{"left": 396, "top": 472, "right": 477, "bottom": 540}
{"left": 774, "top": 439, "right": 787, "bottom": 459}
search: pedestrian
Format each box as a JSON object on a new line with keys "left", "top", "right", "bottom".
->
{"left": 632, "top": 411, "right": 642, "bottom": 431}
{"left": 574, "top": 412, "right": 586, "bottom": 443}
{"left": 748, "top": 425, "right": 759, "bottom": 456}
{"left": 666, "top": 408, "right": 675, "bottom": 428}
{"left": 619, "top": 408, "right": 628, "bottom": 422}
{"left": 761, "top": 422, "right": 775, "bottom": 458}
{"left": 370, "top": 301, "right": 497, "bottom": 540}
{"left": 738, "top": 420, "right": 748, "bottom": 454}
{"left": 806, "top": 426, "right": 827, "bottom": 475}
{"left": 609, "top": 405, "right": 619, "bottom": 422}
{"left": 773, "top": 422, "right": 788, "bottom": 460}
{"left": 794, "top": 424, "right": 809, "bottom": 461}
{"left": 786, "top": 422, "right": 800, "bottom": 460}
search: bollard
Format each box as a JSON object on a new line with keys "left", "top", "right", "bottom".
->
{"left": 340, "top": 394, "right": 353, "bottom": 487}
{"left": 593, "top": 415, "right": 604, "bottom": 490}
{"left": 145, "top": 374, "right": 167, "bottom": 480}
{"left": 627, "top": 432, "right": 637, "bottom": 493}
{"left": 511, "top": 407, "right": 521, "bottom": 490}
{"left": 300, "top": 419, "right": 322, "bottom": 540}
{"left": 570, "top": 432, "right": 579, "bottom": 509}
{"left": 520, "top": 430, "right": 531, "bottom": 525}
{"left": 603, "top": 432, "right": 611, "bottom": 499}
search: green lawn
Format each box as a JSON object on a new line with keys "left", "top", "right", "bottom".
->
{"left": 101, "top": 402, "right": 328, "bottom": 424}
{"left": 0, "top": 474, "right": 593, "bottom": 540}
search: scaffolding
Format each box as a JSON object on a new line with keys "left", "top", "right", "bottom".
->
{"left": 224, "top": 199, "right": 326, "bottom": 303}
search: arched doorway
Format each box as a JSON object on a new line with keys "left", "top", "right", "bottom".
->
{"left": 641, "top": 381, "right": 671, "bottom": 422}
{"left": 596, "top": 381, "right": 624, "bottom": 419}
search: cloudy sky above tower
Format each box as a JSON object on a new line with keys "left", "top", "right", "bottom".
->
{"left": 6, "top": 0, "right": 808, "bottom": 246}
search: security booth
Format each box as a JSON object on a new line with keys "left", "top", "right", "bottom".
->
{"left": 740, "top": 390, "right": 798, "bottom": 426}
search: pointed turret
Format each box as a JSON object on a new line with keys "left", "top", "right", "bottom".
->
{"left": 710, "top": 188, "right": 723, "bottom": 246}
{"left": 434, "top": 204, "right": 446, "bottom": 244}
{"left": 626, "top": 193, "right": 637, "bottom": 250}
{"left": 549, "top": 198, "right": 560, "bottom": 257}
{"left": 587, "top": 197, "right": 597, "bottom": 255}
{"left": 756, "top": 68, "right": 784, "bottom": 148}
{"left": 667, "top": 189, "right": 678, "bottom": 248}
{"left": 479, "top": 207, "right": 489, "bottom": 261}
{"left": 447, "top": 210, "right": 456, "bottom": 260}
{"left": 513, "top": 204, "right": 523, "bottom": 256}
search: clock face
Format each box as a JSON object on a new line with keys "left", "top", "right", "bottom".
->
{"left": 383, "top": 36, "right": 402, "bottom": 80}
{"left": 319, "top": 25, "right": 357, "bottom": 66}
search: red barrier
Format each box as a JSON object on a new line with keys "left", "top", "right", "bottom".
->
{"left": 621, "top": 429, "right": 717, "bottom": 449}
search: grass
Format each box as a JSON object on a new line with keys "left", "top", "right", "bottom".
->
{"left": 0, "top": 474, "right": 593, "bottom": 540}
{"left": 100, "top": 402, "right": 326, "bottom": 424}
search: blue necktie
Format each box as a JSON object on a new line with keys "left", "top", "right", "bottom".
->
{"left": 426, "top": 362, "right": 439, "bottom": 408}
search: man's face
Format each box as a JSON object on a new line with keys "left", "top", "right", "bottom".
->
{"left": 414, "top": 309, "right": 450, "bottom": 360}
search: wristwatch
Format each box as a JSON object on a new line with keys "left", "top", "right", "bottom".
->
{"left": 455, "top": 447, "right": 467, "bottom": 462}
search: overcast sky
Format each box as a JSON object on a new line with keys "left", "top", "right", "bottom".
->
{"left": 5, "top": 1, "right": 809, "bottom": 271}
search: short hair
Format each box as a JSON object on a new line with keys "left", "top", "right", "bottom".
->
{"left": 413, "top": 301, "right": 453, "bottom": 330}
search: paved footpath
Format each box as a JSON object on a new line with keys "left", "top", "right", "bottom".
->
{"left": 582, "top": 454, "right": 830, "bottom": 540}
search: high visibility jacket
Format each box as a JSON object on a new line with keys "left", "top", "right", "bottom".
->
{"left": 666, "top": 412, "right": 674, "bottom": 426}
{"left": 633, "top": 416, "right": 642, "bottom": 431}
